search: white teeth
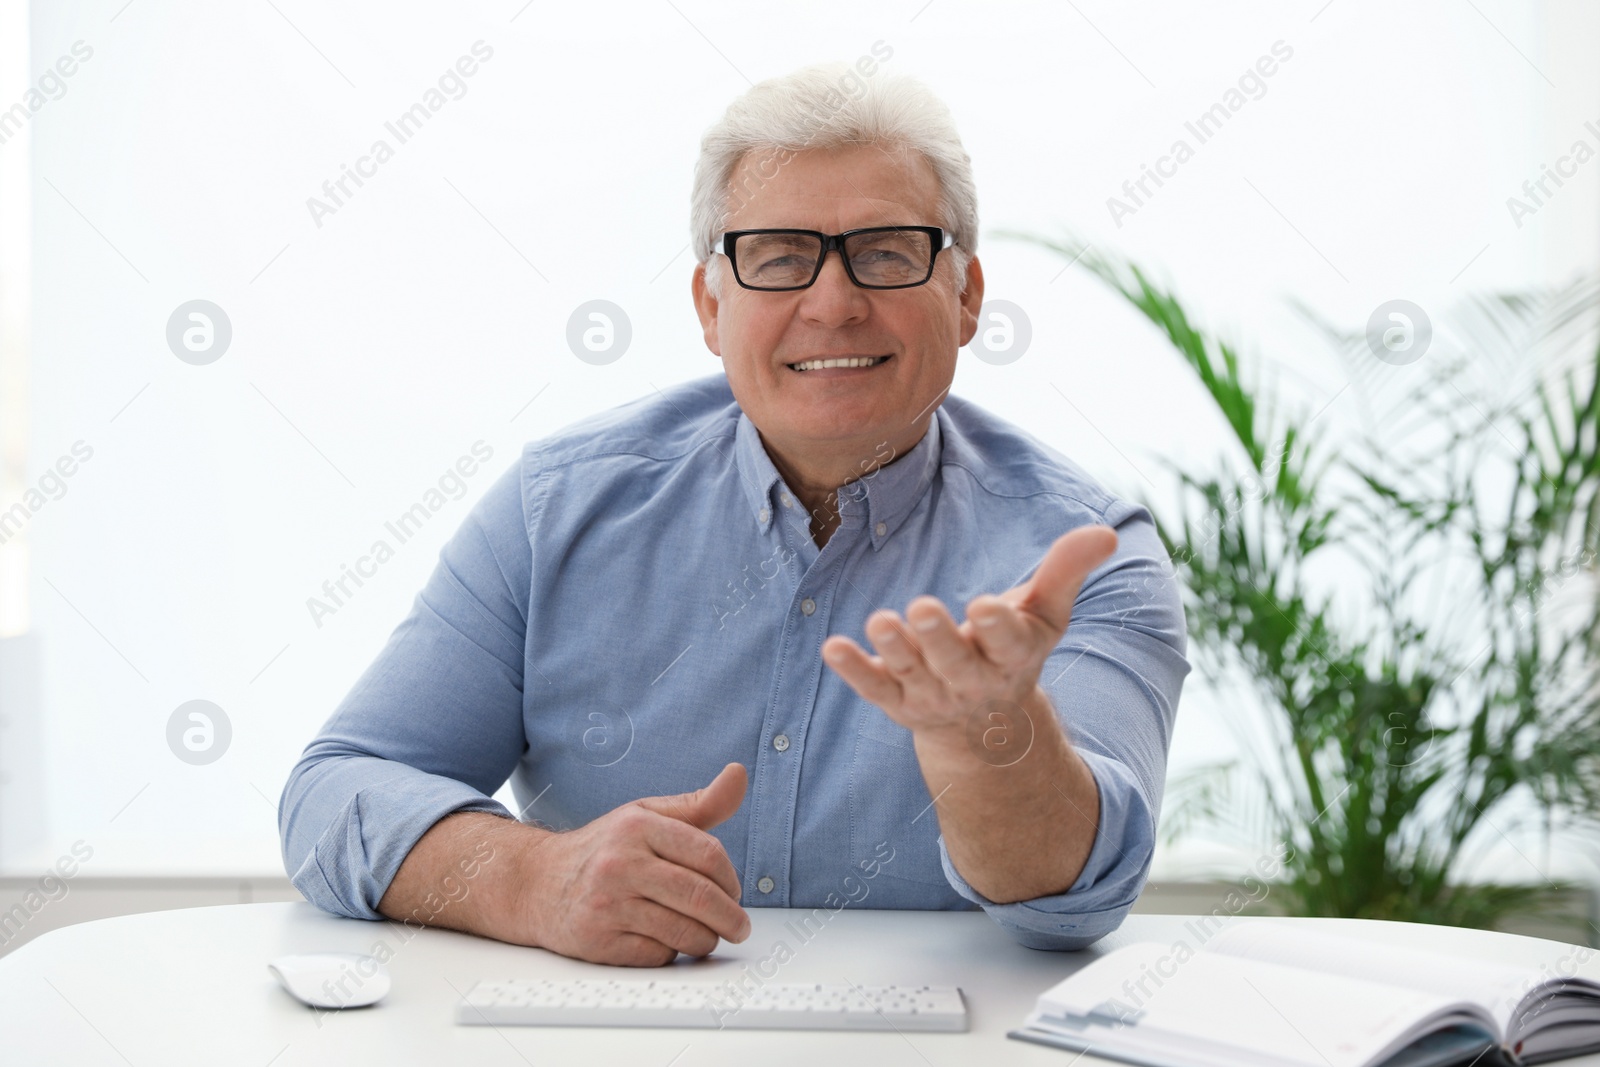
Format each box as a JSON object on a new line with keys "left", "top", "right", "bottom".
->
{"left": 789, "top": 356, "right": 888, "bottom": 371}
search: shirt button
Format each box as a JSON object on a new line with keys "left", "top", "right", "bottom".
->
{"left": 875, "top": 521, "right": 887, "bottom": 537}
{"left": 780, "top": 494, "right": 793, "bottom": 508}
{"left": 758, "top": 507, "right": 769, "bottom": 523}
{"left": 757, "top": 876, "right": 775, "bottom": 894}
{"left": 772, "top": 733, "right": 790, "bottom": 752}
{"left": 800, "top": 597, "right": 816, "bottom": 616}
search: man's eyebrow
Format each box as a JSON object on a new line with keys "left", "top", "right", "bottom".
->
{"left": 732, "top": 219, "right": 934, "bottom": 231}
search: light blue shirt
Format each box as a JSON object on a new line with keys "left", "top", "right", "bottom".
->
{"left": 278, "top": 374, "right": 1189, "bottom": 950}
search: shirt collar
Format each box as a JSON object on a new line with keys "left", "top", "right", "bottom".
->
{"left": 734, "top": 405, "right": 943, "bottom": 551}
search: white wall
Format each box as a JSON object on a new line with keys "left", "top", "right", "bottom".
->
{"left": 2, "top": 0, "right": 1595, "bottom": 884}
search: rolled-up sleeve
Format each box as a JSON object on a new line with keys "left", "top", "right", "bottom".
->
{"left": 278, "top": 455, "right": 534, "bottom": 920}
{"left": 937, "top": 497, "right": 1189, "bottom": 950}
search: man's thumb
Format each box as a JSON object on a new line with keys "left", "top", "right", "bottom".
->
{"left": 635, "top": 762, "right": 748, "bottom": 830}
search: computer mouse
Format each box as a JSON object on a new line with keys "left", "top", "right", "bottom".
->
{"left": 268, "top": 952, "right": 391, "bottom": 1009}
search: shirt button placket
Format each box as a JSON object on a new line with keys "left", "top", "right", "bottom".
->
{"left": 755, "top": 589, "right": 821, "bottom": 906}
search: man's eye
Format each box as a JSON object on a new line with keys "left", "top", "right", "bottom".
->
{"left": 753, "top": 254, "right": 815, "bottom": 279}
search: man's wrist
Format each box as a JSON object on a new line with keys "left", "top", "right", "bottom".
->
{"left": 906, "top": 684, "right": 1096, "bottom": 902}
{"left": 379, "top": 811, "right": 545, "bottom": 939}
{"left": 494, "top": 819, "right": 559, "bottom": 947}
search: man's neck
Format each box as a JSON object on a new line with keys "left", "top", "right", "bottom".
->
{"left": 760, "top": 420, "right": 928, "bottom": 549}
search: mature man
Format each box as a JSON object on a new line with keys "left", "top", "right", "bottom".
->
{"left": 278, "top": 61, "right": 1188, "bottom": 966}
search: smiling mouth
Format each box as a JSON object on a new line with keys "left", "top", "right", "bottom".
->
{"left": 786, "top": 355, "right": 892, "bottom": 372}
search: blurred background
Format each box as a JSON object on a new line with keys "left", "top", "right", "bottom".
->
{"left": 1, "top": 0, "right": 1596, "bottom": 955}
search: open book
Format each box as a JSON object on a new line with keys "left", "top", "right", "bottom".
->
{"left": 1009, "top": 921, "right": 1600, "bottom": 1067}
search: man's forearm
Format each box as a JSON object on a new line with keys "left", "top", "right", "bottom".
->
{"left": 911, "top": 684, "right": 1100, "bottom": 903}
{"left": 376, "top": 810, "right": 544, "bottom": 938}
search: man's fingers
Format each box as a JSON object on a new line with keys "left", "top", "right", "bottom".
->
{"left": 603, "top": 930, "right": 680, "bottom": 968}
{"left": 964, "top": 594, "right": 1036, "bottom": 666}
{"left": 640, "top": 860, "right": 750, "bottom": 945}
{"left": 620, "top": 898, "right": 724, "bottom": 959}
{"left": 634, "top": 762, "right": 748, "bottom": 831}
{"left": 644, "top": 817, "right": 743, "bottom": 903}
{"left": 695, "top": 762, "right": 748, "bottom": 829}
{"left": 1018, "top": 525, "right": 1118, "bottom": 633}
{"left": 821, "top": 635, "right": 902, "bottom": 708}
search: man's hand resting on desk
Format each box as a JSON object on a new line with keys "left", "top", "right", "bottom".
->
{"left": 377, "top": 763, "right": 752, "bottom": 967}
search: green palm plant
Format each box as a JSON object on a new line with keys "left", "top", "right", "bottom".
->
{"left": 1007, "top": 231, "right": 1600, "bottom": 929}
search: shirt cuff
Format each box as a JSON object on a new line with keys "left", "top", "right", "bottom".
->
{"left": 288, "top": 770, "right": 514, "bottom": 921}
{"left": 936, "top": 747, "right": 1155, "bottom": 950}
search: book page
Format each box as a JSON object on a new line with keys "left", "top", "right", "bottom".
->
{"left": 1204, "top": 921, "right": 1539, "bottom": 1031}
{"left": 1028, "top": 941, "right": 1498, "bottom": 1067}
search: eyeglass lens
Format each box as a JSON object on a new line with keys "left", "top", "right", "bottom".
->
{"left": 737, "top": 229, "right": 934, "bottom": 289}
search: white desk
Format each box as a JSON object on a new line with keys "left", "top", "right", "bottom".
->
{"left": 1, "top": 902, "right": 1596, "bottom": 1065}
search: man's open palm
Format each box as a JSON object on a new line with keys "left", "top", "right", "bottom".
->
{"left": 821, "top": 525, "right": 1118, "bottom": 735}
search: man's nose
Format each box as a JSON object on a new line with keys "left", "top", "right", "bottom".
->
{"left": 799, "top": 249, "right": 869, "bottom": 325}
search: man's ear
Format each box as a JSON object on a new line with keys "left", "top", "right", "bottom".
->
{"left": 691, "top": 261, "right": 723, "bottom": 358}
{"left": 956, "top": 255, "right": 985, "bottom": 349}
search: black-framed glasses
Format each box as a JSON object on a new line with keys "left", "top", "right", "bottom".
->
{"left": 710, "top": 226, "right": 954, "bottom": 291}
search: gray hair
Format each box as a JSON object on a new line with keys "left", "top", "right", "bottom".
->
{"left": 691, "top": 60, "right": 978, "bottom": 297}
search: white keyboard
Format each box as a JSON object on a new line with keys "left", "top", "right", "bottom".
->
{"left": 455, "top": 977, "right": 968, "bottom": 1031}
